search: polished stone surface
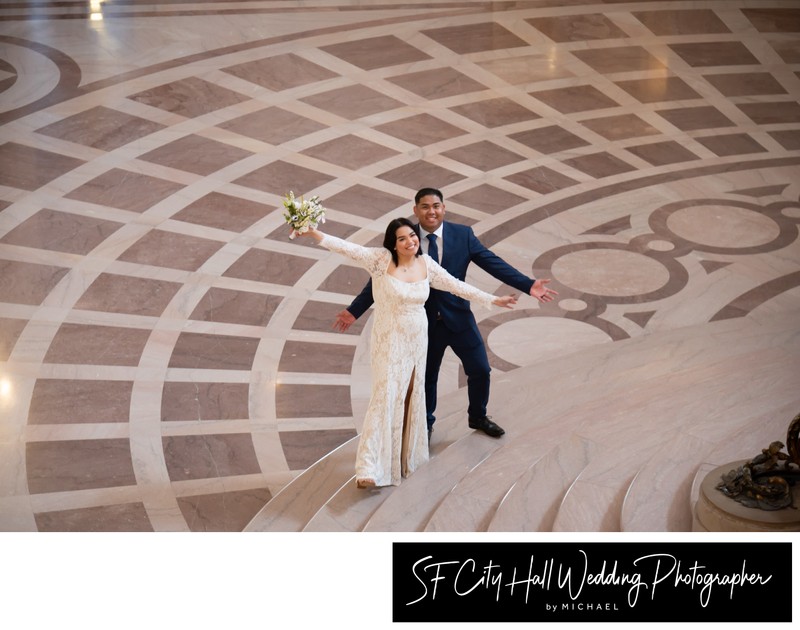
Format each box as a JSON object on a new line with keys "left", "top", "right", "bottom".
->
{"left": 0, "top": 1, "right": 798, "bottom": 542}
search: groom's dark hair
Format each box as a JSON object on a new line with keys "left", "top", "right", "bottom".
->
{"left": 415, "top": 187, "right": 443, "bottom": 204}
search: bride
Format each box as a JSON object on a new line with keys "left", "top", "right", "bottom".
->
{"left": 297, "top": 218, "right": 517, "bottom": 488}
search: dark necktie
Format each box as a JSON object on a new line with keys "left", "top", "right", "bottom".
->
{"left": 427, "top": 233, "right": 439, "bottom": 263}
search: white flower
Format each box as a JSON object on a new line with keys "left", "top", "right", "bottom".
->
{"left": 283, "top": 191, "right": 326, "bottom": 239}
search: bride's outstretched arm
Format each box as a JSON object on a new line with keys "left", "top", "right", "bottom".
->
{"left": 294, "top": 226, "right": 386, "bottom": 274}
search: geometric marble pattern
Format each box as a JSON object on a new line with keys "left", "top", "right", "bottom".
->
{"left": 530, "top": 85, "right": 619, "bottom": 114}
{"left": 0, "top": 260, "right": 69, "bottom": 305}
{"left": 421, "top": 22, "right": 529, "bottom": 54}
{"left": 34, "top": 106, "right": 167, "bottom": 151}
{"left": 127, "top": 77, "right": 250, "bottom": 118}
{"left": 632, "top": 9, "right": 731, "bottom": 36}
{"left": 526, "top": 14, "right": 629, "bottom": 42}
{"left": 137, "top": 135, "right": 255, "bottom": 176}
{"left": 0, "top": 209, "right": 124, "bottom": 254}
{"left": 1, "top": 1, "right": 799, "bottom": 545}
{"left": 65, "top": 168, "right": 185, "bottom": 213}
{"left": 571, "top": 46, "right": 665, "bottom": 74}
{"left": 386, "top": 67, "right": 487, "bottom": 100}
{"left": 222, "top": 53, "right": 339, "bottom": 91}
{"left": 218, "top": 107, "right": 327, "bottom": 145}
{"left": 320, "top": 35, "right": 431, "bottom": 71}
{"left": 0, "top": 143, "right": 85, "bottom": 191}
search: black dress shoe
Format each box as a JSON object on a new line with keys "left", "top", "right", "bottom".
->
{"left": 427, "top": 427, "right": 433, "bottom": 444}
{"left": 468, "top": 416, "right": 505, "bottom": 438}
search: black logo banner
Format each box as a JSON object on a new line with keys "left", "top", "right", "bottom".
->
{"left": 393, "top": 542, "right": 792, "bottom": 623}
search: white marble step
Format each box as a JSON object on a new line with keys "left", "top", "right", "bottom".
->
{"left": 621, "top": 432, "right": 715, "bottom": 532}
{"left": 423, "top": 426, "right": 555, "bottom": 532}
{"left": 427, "top": 313, "right": 800, "bottom": 532}
{"left": 367, "top": 352, "right": 710, "bottom": 533}
{"left": 488, "top": 434, "right": 602, "bottom": 532}
{"left": 420, "top": 338, "right": 714, "bottom": 533}
{"left": 246, "top": 310, "right": 799, "bottom": 532}
{"left": 301, "top": 392, "right": 479, "bottom": 531}
{"left": 553, "top": 341, "right": 800, "bottom": 531}
{"left": 374, "top": 327, "right": 711, "bottom": 531}
{"left": 422, "top": 395, "right": 615, "bottom": 533}
{"left": 246, "top": 373, "right": 482, "bottom": 532}
{"left": 553, "top": 440, "right": 664, "bottom": 532}
{"left": 244, "top": 438, "right": 359, "bottom": 532}
{"left": 360, "top": 341, "right": 639, "bottom": 533}
{"left": 622, "top": 395, "right": 800, "bottom": 531}
{"left": 703, "top": 399, "right": 800, "bottom": 469}
{"left": 362, "top": 430, "right": 503, "bottom": 531}
{"left": 302, "top": 477, "right": 396, "bottom": 532}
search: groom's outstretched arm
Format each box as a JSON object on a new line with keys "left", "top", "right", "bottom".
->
{"left": 333, "top": 279, "right": 374, "bottom": 332}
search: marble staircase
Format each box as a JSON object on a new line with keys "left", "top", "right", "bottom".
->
{"left": 245, "top": 310, "right": 800, "bottom": 532}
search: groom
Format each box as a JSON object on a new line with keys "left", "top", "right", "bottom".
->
{"left": 333, "top": 187, "right": 557, "bottom": 439}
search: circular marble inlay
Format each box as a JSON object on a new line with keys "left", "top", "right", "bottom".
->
{"left": 488, "top": 316, "right": 611, "bottom": 367}
{"left": 558, "top": 298, "right": 588, "bottom": 312}
{"left": 0, "top": 66, "right": 17, "bottom": 91}
{"left": 781, "top": 206, "right": 800, "bottom": 219}
{"left": 551, "top": 249, "right": 669, "bottom": 297}
{"left": 666, "top": 204, "right": 780, "bottom": 248}
{"left": 0, "top": 44, "right": 61, "bottom": 110}
{"left": 647, "top": 239, "right": 675, "bottom": 252}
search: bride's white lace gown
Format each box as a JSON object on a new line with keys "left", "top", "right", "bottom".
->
{"left": 319, "top": 234, "right": 496, "bottom": 486}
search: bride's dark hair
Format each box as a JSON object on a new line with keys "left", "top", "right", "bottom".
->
{"left": 384, "top": 217, "right": 422, "bottom": 266}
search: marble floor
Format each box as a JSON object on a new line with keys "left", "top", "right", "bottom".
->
{"left": 1, "top": 0, "right": 799, "bottom": 541}
{"left": 2, "top": 2, "right": 800, "bottom": 627}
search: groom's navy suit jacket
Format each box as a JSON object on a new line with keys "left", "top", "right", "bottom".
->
{"left": 347, "top": 221, "right": 535, "bottom": 336}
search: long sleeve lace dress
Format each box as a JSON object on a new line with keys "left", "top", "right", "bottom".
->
{"left": 319, "top": 233, "right": 497, "bottom": 486}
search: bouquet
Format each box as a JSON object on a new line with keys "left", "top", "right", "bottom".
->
{"left": 283, "top": 191, "right": 326, "bottom": 239}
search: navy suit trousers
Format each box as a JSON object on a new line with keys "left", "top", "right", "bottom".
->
{"left": 425, "top": 319, "right": 491, "bottom": 429}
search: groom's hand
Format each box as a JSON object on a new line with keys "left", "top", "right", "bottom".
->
{"left": 530, "top": 278, "right": 557, "bottom": 303}
{"left": 332, "top": 309, "right": 356, "bottom": 332}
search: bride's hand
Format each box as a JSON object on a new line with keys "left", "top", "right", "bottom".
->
{"left": 294, "top": 226, "right": 323, "bottom": 242}
{"left": 493, "top": 294, "right": 518, "bottom": 309}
